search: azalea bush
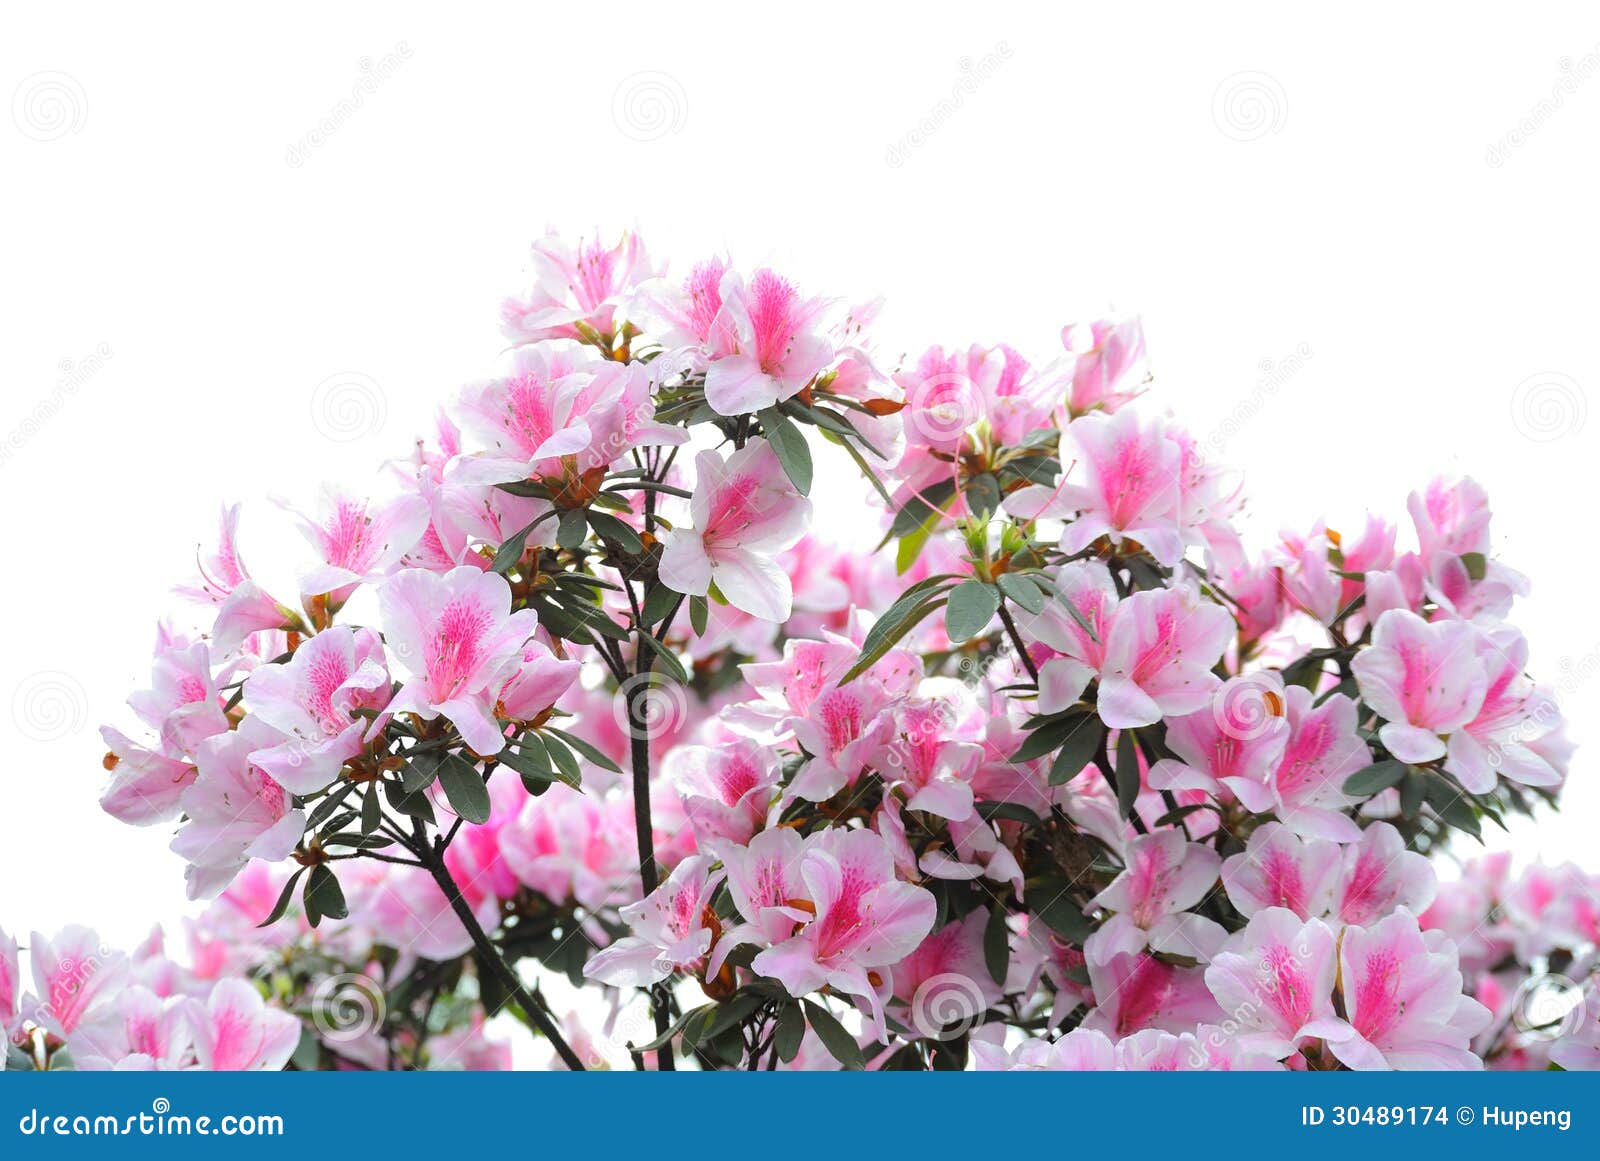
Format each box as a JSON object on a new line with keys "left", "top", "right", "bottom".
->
{"left": 7, "top": 230, "right": 1596, "bottom": 1072}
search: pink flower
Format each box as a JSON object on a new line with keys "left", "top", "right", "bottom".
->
{"left": 491, "top": 640, "right": 580, "bottom": 724}
{"left": 500, "top": 785, "right": 631, "bottom": 911}
{"left": 750, "top": 828, "right": 937, "bottom": 1036}
{"left": 1446, "top": 626, "right": 1563, "bottom": 793}
{"left": 1115, "top": 1026, "right": 1282, "bottom": 1070}
{"left": 27, "top": 925, "right": 128, "bottom": 1038}
{"left": 379, "top": 566, "right": 539, "bottom": 755}
{"left": 1015, "top": 561, "right": 1119, "bottom": 713}
{"left": 172, "top": 717, "right": 306, "bottom": 899}
{"left": 1205, "top": 909, "right": 1345, "bottom": 1060}
{"left": 452, "top": 348, "right": 681, "bottom": 489}
{"left": 212, "top": 579, "right": 305, "bottom": 656}
{"left": 185, "top": 978, "right": 301, "bottom": 1071}
{"left": 242, "top": 626, "right": 392, "bottom": 794}
{"left": 667, "top": 738, "right": 781, "bottom": 846}
{"left": 127, "top": 635, "right": 232, "bottom": 756}
{"left": 702, "top": 269, "right": 833, "bottom": 416}
{"left": 871, "top": 682, "right": 984, "bottom": 821}
{"left": 889, "top": 910, "right": 1003, "bottom": 1038}
{"left": 98, "top": 726, "right": 197, "bottom": 825}
{"left": 658, "top": 440, "right": 812, "bottom": 621}
{"left": 1095, "top": 584, "right": 1234, "bottom": 729}
{"left": 1082, "top": 951, "right": 1222, "bottom": 1038}
{"left": 1086, "top": 830, "right": 1226, "bottom": 965}
{"left": 1257, "top": 687, "right": 1369, "bottom": 842}
{"left": 583, "top": 855, "right": 726, "bottom": 987}
{"left": 175, "top": 503, "right": 251, "bottom": 606}
{"left": 1221, "top": 823, "right": 1341, "bottom": 920}
{"left": 972, "top": 1027, "right": 1119, "bottom": 1070}
{"left": 1061, "top": 315, "right": 1147, "bottom": 415}
{"left": 1328, "top": 907, "right": 1490, "bottom": 1069}
{"left": 1332, "top": 822, "right": 1435, "bottom": 927}
{"left": 278, "top": 488, "right": 429, "bottom": 605}
{"left": 1351, "top": 609, "right": 1489, "bottom": 764}
{"left": 70, "top": 985, "right": 192, "bottom": 1070}
{"left": 1009, "top": 408, "right": 1187, "bottom": 565}
{"left": 1147, "top": 672, "right": 1290, "bottom": 806}
{"left": 501, "top": 228, "right": 653, "bottom": 344}
{"left": 0, "top": 928, "right": 18, "bottom": 1034}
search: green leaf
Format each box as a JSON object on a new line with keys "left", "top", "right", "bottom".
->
{"left": 586, "top": 510, "right": 644, "bottom": 554}
{"left": 773, "top": 1003, "right": 806, "bottom": 1063}
{"left": 983, "top": 905, "right": 1010, "bottom": 985}
{"left": 997, "top": 572, "right": 1047, "bottom": 614}
{"left": 1422, "top": 772, "right": 1482, "bottom": 839}
{"left": 964, "top": 472, "right": 1002, "bottom": 516}
{"left": 974, "top": 800, "right": 1042, "bottom": 826}
{"left": 638, "top": 634, "right": 691, "bottom": 685}
{"left": 633, "top": 1005, "right": 706, "bottom": 1053}
{"left": 640, "top": 582, "right": 680, "bottom": 629}
{"left": 802, "top": 1000, "right": 864, "bottom": 1070}
{"left": 435, "top": 753, "right": 491, "bottom": 824}
{"left": 1024, "top": 878, "right": 1092, "bottom": 944}
{"left": 1342, "top": 759, "right": 1408, "bottom": 797}
{"left": 895, "top": 508, "right": 939, "bottom": 574}
{"left": 539, "top": 733, "right": 584, "bottom": 789}
{"left": 1050, "top": 717, "right": 1107, "bottom": 786}
{"left": 257, "top": 867, "right": 306, "bottom": 928}
{"left": 556, "top": 508, "right": 589, "bottom": 550}
{"left": 304, "top": 863, "right": 348, "bottom": 927}
{"left": 689, "top": 595, "right": 709, "bottom": 636}
{"left": 1114, "top": 730, "right": 1140, "bottom": 820}
{"left": 945, "top": 579, "right": 1001, "bottom": 642}
{"left": 384, "top": 775, "right": 435, "bottom": 823}
{"left": 1399, "top": 769, "right": 1424, "bottom": 818}
{"left": 1460, "top": 551, "right": 1487, "bottom": 582}
{"left": 890, "top": 479, "right": 958, "bottom": 539}
{"left": 838, "top": 593, "right": 948, "bottom": 684}
{"left": 499, "top": 735, "right": 555, "bottom": 791}
{"left": 360, "top": 784, "right": 382, "bottom": 834}
{"left": 544, "top": 726, "right": 622, "bottom": 774}
{"left": 491, "top": 510, "right": 556, "bottom": 574}
{"left": 759, "top": 409, "right": 814, "bottom": 495}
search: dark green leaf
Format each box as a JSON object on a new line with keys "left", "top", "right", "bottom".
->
{"left": 689, "top": 595, "right": 709, "bottom": 636}
{"left": 544, "top": 726, "right": 622, "bottom": 774}
{"left": 803, "top": 1000, "right": 864, "bottom": 1070}
{"left": 774, "top": 1003, "right": 806, "bottom": 1063}
{"left": 1114, "top": 730, "right": 1140, "bottom": 819}
{"left": 984, "top": 905, "right": 1010, "bottom": 985}
{"left": 945, "top": 579, "right": 1001, "bottom": 642}
{"left": 304, "top": 863, "right": 348, "bottom": 927}
{"left": 890, "top": 480, "right": 957, "bottom": 538}
{"left": 556, "top": 508, "right": 588, "bottom": 550}
{"left": 432, "top": 753, "right": 490, "bottom": 824}
{"left": 1024, "top": 878, "right": 1092, "bottom": 944}
{"left": 964, "top": 472, "right": 1002, "bottom": 516}
{"left": 1343, "top": 759, "right": 1408, "bottom": 797}
{"left": 257, "top": 867, "right": 306, "bottom": 928}
{"left": 587, "top": 510, "right": 644, "bottom": 554}
{"left": 760, "top": 409, "right": 813, "bottom": 495}
{"left": 1050, "top": 717, "right": 1106, "bottom": 786}
{"left": 997, "top": 572, "right": 1047, "bottom": 615}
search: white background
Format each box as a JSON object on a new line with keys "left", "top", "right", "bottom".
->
{"left": 4, "top": 2, "right": 1598, "bottom": 953}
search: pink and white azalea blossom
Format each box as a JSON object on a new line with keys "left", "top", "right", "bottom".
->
{"left": 185, "top": 978, "right": 301, "bottom": 1071}
{"left": 1015, "top": 561, "right": 1119, "bottom": 713}
{"left": 1086, "top": 830, "right": 1226, "bottom": 965}
{"left": 501, "top": 228, "right": 653, "bottom": 345}
{"left": 70, "top": 985, "right": 192, "bottom": 1070}
{"left": 98, "top": 726, "right": 196, "bottom": 826}
{"left": 751, "top": 828, "right": 937, "bottom": 1037}
{"left": 1008, "top": 408, "right": 1187, "bottom": 565}
{"left": 658, "top": 440, "right": 811, "bottom": 622}
{"left": 379, "top": 566, "right": 539, "bottom": 755}
{"left": 1147, "top": 672, "right": 1290, "bottom": 808}
{"left": 242, "top": 626, "right": 392, "bottom": 794}
{"left": 702, "top": 268, "right": 833, "bottom": 416}
{"left": 1221, "top": 823, "right": 1342, "bottom": 920}
{"left": 972, "top": 1027, "right": 1119, "bottom": 1070}
{"left": 492, "top": 640, "right": 581, "bottom": 725}
{"left": 1095, "top": 584, "right": 1234, "bottom": 729}
{"left": 1446, "top": 626, "right": 1563, "bottom": 793}
{"left": 1060, "top": 314, "right": 1147, "bottom": 415}
{"left": 1259, "top": 687, "right": 1370, "bottom": 842}
{"left": 1331, "top": 822, "right": 1436, "bottom": 927}
{"left": 889, "top": 909, "right": 1003, "bottom": 1038}
{"left": 1203, "top": 909, "right": 1346, "bottom": 1059}
{"left": 871, "top": 681, "right": 984, "bottom": 821}
{"left": 667, "top": 738, "right": 781, "bottom": 846}
{"left": 1082, "top": 951, "right": 1222, "bottom": 1038}
{"left": 26, "top": 925, "right": 128, "bottom": 1038}
{"left": 583, "top": 855, "right": 726, "bottom": 988}
{"left": 1328, "top": 908, "right": 1491, "bottom": 1070}
{"left": 1351, "top": 609, "right": 1489, "bottom": 764}
{"left": 172, "top": 717, "right": 306, "bottom": 900}
{"left": 278, "top": 488, "right": 429, "bottom": 605}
